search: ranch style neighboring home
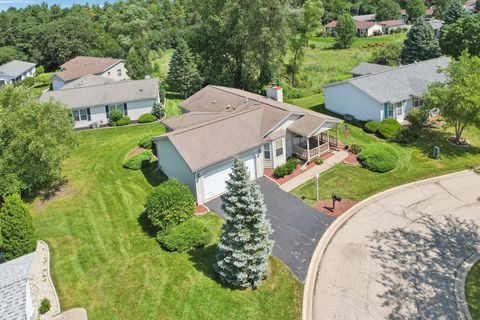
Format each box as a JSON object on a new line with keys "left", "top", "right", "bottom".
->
{"left": 0, "top": 60, "right": 36, "bottom": 86}
{"left": 326, "top": 20, "right": 383, "bottom": 37}
{"left": 153, "top": 85, "right": 343, "bottom": 204}
{"left": 51, "top": 56, "right": 128, "bottom": 90}
{"left": 379, "top": 20, "right": 407, "bottom": 34}
{"left": 324, "top": 57, "right": 450, "bottom": 123}
{"left": 40, "top": 76, "right": 160, "bottom": 129}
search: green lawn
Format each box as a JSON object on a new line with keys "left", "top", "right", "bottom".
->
{"left": 32, "top": 123, "right": 302, "bottom": 319}
{"left": 292, "top": 98, "right": 480, "bottom": 204}
{"left": 466, "top": 261, "right": 480, "bottom": 319}
{"left": 300, "top": 34, "right": 405, "bottom": 96}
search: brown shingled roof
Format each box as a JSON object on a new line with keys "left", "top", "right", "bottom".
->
{"left": 55, "top": 56, "right": 123, "bottom": 81}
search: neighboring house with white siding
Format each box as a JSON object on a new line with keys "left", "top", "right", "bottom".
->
{"left": 324, "top": 57, "right": 450, "bottom": 123}
{"left": 326, "top": 20, "right": 383, "bottom": 37}
{"left": 0, "top": 60, "right": 36, "bottom": 86}
{"left": 39, "top": 77, "right": 160, "bottom": 129}
{"left": 154, "top": 85, "right": 343, "bottom": 204}
{"left": 51, "top": 56, "right": 128, "bottom": 90}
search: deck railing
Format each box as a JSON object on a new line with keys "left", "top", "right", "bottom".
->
{"left": 293, "top": 142, "right": 329, "bottom": 161}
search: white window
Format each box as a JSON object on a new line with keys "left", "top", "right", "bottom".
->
{"left": 117, "top": 69, "right": 122, "bottom": 77}
{"left": 264, "top": 143, "right": 271, "bottom": 160}
{"left": 73, "top": 108, "right": 88, "bottom": 122}
{"left": 396, "top": 102, "right": 403, "bottom": 115}
{"left": 275, "top": 139, "right": 283, "bottom": 157}
{"left": 413, "top": 97, "right": 424, "bottom": 108}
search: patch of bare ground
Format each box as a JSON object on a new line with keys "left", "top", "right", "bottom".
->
{"left": 33, "top": 179, "right": 74, "bottom": 213}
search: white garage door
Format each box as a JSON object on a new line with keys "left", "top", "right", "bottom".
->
{"left": 203, "top": 155, "right": 257, "bottom": 201}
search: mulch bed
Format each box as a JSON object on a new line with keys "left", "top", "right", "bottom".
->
{"left": 314, "top": 199, "right": 358, "bottom": 218}
{"left": 195, "top": 204, "right": 210, "bottom": 215}
{"left": 125, "top": 146, "right": 147, "bottom": 159}
{"left": 342, "top": 152, "right": 361, "bottom": 166}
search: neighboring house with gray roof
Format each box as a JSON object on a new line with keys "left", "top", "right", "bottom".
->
{"left": 154, "top": 85, "right": 343, "bottom": 204}
{"left": 350, "top": 63, "right": 395, "bottom": 77}
{"left": 429, "top": 19, "right": 444, "bottom": 38}
{"left": 0, "top": 252, "right": 35, "bottom": 320}
{"left": 0, "top": 60, "right": 36, "bottom": 86}
{"left": 40, "top": 78, "right": 160, "bottom": 129}
{"left": 324, "top": 57, "right": 450, "bottom": 123}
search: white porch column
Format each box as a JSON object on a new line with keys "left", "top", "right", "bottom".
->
{"left": 327, "top": 130, "right": 330, "bottom": 151}
{"left": 306, "top": 137, "right": 310, "bottom": 161}
{"left": 336, "top": 125, "right": 339, "bottom": 148}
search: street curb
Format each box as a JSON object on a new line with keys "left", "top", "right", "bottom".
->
{"left": 302, "top": 170, "right": 471, "bottom": 320}
{"left": 454, "top": 251, "right": 480, "bottom": 320}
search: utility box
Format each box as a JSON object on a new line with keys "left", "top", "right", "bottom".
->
{"left": 432, "top": 146, "right": 440, "bottom": 159}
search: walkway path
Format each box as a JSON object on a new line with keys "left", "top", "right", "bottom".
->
{"left": 304, "top": 171, "right": 480, "bottom": 320}
{"left": 280, "top": 150, "right": 349, "bottom": 192}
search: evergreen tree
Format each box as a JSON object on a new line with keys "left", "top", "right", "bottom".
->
{"left": 400, "top": 18, "right": 441, "bottom": 64}
{"left": 126, "top": 47, "right": 150, "bottom": 80}
{"left": 334, "top": 14, "right": 356, "bottom": 49}
{"left": 444, "top": 0, "right": 466, "bottom": 24}
{"left": 0, "top": 194, "right": 36, "bottom": 261}
{"left": 167, "top": 39, "right": 203, "bottom": 98}
{"left": 406, "top": 0, "right": 426, "bottom": 22}
{"left": 375, "top": 0, "right": 401, "bottom": 21}
{"left": 215, "top": 158, "right": 273, "bottom": 289}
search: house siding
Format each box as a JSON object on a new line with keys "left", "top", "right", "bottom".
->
{"left": 325, "top": 82, "right": 384, "bottom": 121}
{"left": 100, "top": 61, "right": 129, "bottom": 81}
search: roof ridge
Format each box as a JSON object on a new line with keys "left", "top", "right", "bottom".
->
{"left": 50, "top": 77, "right": 158, "bottom": 92}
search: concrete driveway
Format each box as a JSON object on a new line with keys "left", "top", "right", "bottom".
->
{"left": 206, "top": 177, "right": 334, "bottom": 282}
{"left": 307, "top": 171, "right": 480, "bottom": 319}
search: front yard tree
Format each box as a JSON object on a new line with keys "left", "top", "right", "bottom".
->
{"left": 423, "top": 52, "right": 480, "bottom": 143}
{"left": 444, "top": 0, "right": 466, "bottom": 24}
{"left": 440, "top": 14, "right": 480, "bottom": 58}
{"left": 167, "top": 39, "right": 202, "bottom": 98}
{"left": 0, "top": 194, "right": 36, "bottom": 261}
{"left": 0, "top": 86, "right": 78, "bottom": 196}
{"left": 400, "top": 18, "right": 441, "bottom": 64}
{"left": 215, "top": 158, "right": 273, "bottom": 289}
{"left": 375, "top": 0, "right": 401, "bottom": 21}
{"left": 406, "top": 0, "right": 426, "bottom": 22}
{"left": 334, "top": 14, "right": 356, "bottom": 49}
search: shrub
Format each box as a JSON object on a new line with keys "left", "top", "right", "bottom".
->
{"left": 407, "top": 108, "right": 428, "bottom": 130}
{"left": 309, "top": 43, "right": 316, "bottom": 49}
{"left": 357, "top": 143, "right": 399, "bottom": 173}
{"left": 364, "top": 120, "right": 381, "bottom": 133}
{"left": 378, "top": 118, "right": 403, "bottom": 139}
{"left": 315, "top": 158, "right": 324, "bottom": 165}
{"left": 116, "top": 116, "right": 130, "bottom": 126}
{"left": 36, "top": 66, "right": 45, "bottom": 75}
{"left": 35, "top": 73, "right": 51, "bottom": 86}
{"left": 138, "top": 113, "right": 157, "bottom": 123}
{"left": 39, "top": 298, "right": 51, "bottom": 315}
{"left": 138, "top": 136, "right": 153, "bottom": 149}
{"left": 151, "top": 103, "right": 165, "bottom": 119}
{"left": 109, "top": 109, "right": 123, "bottom": 125}
{"left": 274, "top": 158, "right": 300, "bottom": 178}
{"left": 145, "top": 179, "right": 195, "bottom": 231}
{"left": 14, "top": 77, "right": 34, "bottom": 87}
{"left": 123, "top": 151, "right": 152, "bottom": 170}
{"left": 391, "top": 127, "right": 421, "bottom": 144}
{"left": 350, "top": 144, "right": 363, "bottom": 154}
{"left": 156, "top": 218, "right": 212, "bottom": 252}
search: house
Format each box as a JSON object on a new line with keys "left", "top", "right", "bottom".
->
{"left": 153, "top": 85, "right": 343, "bottom": 204}
{"left": 326, "top": 20, "right": 383, "bottom": 37}
{"left": 464, "top": 0, "right": 478, "bottom": 13}
{"left": 429, "top": 19, "right": 444, "bottom": 38}
{"left": 0, "top": 253, "right": 36, "bottom": 320}
{"left": 352, "top": 14, "right": 376, "bottom": 22}
{"left": 0, "top": 60, "right": 36, "bottom": 86}
{"left": 39, "top": 77, "right": 160, "bottom": 129}
{"left": 350, "top": 63, "right": 395, "bottom": 77}
{"left": 51, "top": 56, "right": 128, "bottom": 90}
{"left": 379, "top": 20, "right": 407, "bottom": 34}
{"left": 324, "top": 57, "right": 450, "bottom": 123}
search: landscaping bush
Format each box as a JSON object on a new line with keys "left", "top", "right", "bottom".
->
{"left": 109, "top": 109, "right": 123, "bottom": 126}
{"left": 315, "top": 158, "right": 324, "bottom": 165}
{"left": 138, "top": 113, "right": 157, "bottom": 123}
{"left": 145, "top": 179, "right": 195, "bottom": 231}
{"left": 350, "top": 144, "right": 363, "bottom": 154}
{"left": 378, "top": 118, "right": 402, "bottom": 140}
{"left": 14, "top": 77, "right": 34, "bottom": 87}
{"left": 391, "top": 126, "right": 421, "bottom": 144}
{"left": 35, "top": 73, "right": 51, "bottom": 86}
{"left": 364, "top": 120, "right": 381, "bottom": 133}
{"left": 123, "top": 151, "right": 152, "bottom": 170}
{"left": 274, "top": 158, "right": 300, "bottom": 178}
{"left": 39, "top": 298, "right": 51, "bottom": 315}
{"left": 116, "top": 116, "right": 130, "bottom": 126}
{"left": 357, "top": 143, "right": 399, "bottom": 173}
{"left": 151, "top": 103, "right": 165, "bottom": 119}
{"left": 138, "top": 136, "right": 153, "bottom": 149}
{"left": 156, "top": 218, "right": 212, "bottom": 252}
{"left": 407, "top": 108, "right": 428, "bottom": 130}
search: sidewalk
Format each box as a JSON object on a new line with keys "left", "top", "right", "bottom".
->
{"left": 280, "top": 150, "right": 349, "bottom": 192}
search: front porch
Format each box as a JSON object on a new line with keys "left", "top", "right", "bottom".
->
{"left": 292, "top": 128, "right": 340, "bottom": 162}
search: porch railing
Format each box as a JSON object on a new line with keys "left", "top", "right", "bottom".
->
{"left": 293, "top": 142, "right": 329, "bottom": 161}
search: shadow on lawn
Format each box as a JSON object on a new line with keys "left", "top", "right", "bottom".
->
{"left": 141, "top": 161, "right": 167, "bottom": 187}
{"left": 412, "top": 130, "right": 480, "bottom": 159}
{"left": 137, "top": 211, "right": 157, "bottom": 238}
{"left": 368, "top": 214, "right": 480, "bottom": 319}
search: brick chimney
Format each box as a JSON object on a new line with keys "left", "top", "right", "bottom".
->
{"left": 266, "top": 85, "right": 283, "bottom": 102}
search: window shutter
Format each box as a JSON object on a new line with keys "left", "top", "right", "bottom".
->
{"left": 105, "top": 105, "right": 109, "bottom": 119}
{"left": 87, "top": 108, "right": 91, "bottom": 121}
{"left": 123, "top": 103, "right": 128, "bottom": 116}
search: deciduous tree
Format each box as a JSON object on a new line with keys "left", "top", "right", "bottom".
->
{"left": 215, "top": 158, "right": 273, "bottom": 289}
{"left": 375, "top": 0, "right": 401, "bottom": 21}
{"left": 406, "top": 0, "right": 427, "bottom": 22}
{"left": 400, "top": 18, "right": 441, "bottom": 64}
{"left": 440, "top": 14, "right": 480, "bottom": 58}
{"left": 334, "top": 14, "right": 356, "bottom": 49}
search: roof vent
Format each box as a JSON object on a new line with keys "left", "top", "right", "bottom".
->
{"left": 225, "top": 104, "right": 231, "bottom": 111}
{"left": 212, "top": 100, "right": 216, "bottom": 104}
{"left": 244, "top": 96, "right": 249, "bottom": 104}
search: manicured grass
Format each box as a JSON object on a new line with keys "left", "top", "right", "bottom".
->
{"left": 31, "top": 123, "right": 302, "bottom": 319}
{"left": 292, "top": 99, "right": 480, "bottom": 204}
{"left": 165, "top": 92, "right": 183, "bottom": 117}
{"left": 466, "top": 261, "right": 480, "bottom": 319}
{"left": 300, "top": 34, "right": 405, "bottom": 96}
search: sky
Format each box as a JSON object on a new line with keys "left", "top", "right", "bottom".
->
{"left": 0, "top": 0, "right": 116, "bottom": 11}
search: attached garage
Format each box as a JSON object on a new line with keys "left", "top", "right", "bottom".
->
{"left": 201, "top": 154, "right": 257, "bottom": 202}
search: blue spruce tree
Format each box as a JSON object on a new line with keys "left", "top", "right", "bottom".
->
{"left": 215, "top": 158, "right": 274, "bottom": 289}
